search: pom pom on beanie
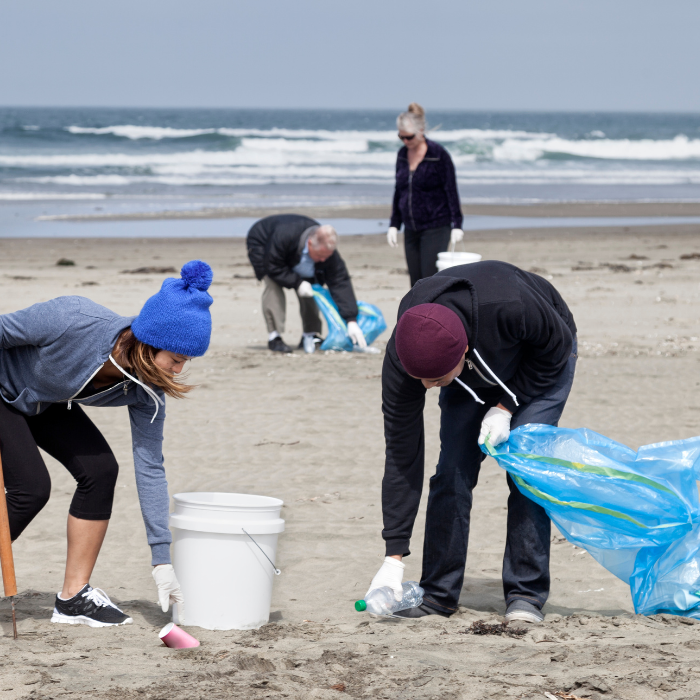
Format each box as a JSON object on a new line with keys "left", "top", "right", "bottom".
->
{"left": 181, "top": 260, "right": 213, "bottom": 291}
{"left": 132, "top": 260, "right": 214, "bottom": 357}
{"left": 395, "top": 303, "right": 467, "bottom": 379}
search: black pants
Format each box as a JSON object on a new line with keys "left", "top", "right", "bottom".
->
{"left": 421, "top": 339, "right": 578, "bottom": 614}
{"left": 0, "top": 400, "right": 119, "bottom": 541}
{"left": 404, "top": 226, "right": 451, "bottom": 287}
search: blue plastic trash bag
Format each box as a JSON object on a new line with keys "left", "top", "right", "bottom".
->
{"left": 312, "top": 284, "right": 387, "bottom": 352}
{"left": 483, "top": 424, "right": 700, "bottom": 618}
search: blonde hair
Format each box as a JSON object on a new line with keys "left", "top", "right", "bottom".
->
{"left": 112, "top": 328, "right": 194, "bottom": 399}
{"left": 396, "top": 102, "right": 427, "bottom": 135}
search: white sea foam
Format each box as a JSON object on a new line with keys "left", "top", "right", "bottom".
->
{"left": 66, "top": 125, "right": 218, "bottom": 140}
{"left": 65, "top": 124, "right": 552, "bottom": 143}
{"left": 0, "top": 192, "right": 107, "bottom": 200}
{"left": 493, "top": 135, "right": 700, "bottom": 161}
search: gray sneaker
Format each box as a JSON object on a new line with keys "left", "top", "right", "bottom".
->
{"left": 505, "top": 599, "right": 544, "bottom": 624}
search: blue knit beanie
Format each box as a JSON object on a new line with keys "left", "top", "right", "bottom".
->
{"left": 132, "top": 260, "right": 214, "bottom": 357}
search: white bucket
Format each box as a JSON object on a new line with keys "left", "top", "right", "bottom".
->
{"left": 170, "top": 492, "right": 285, "bottom": 630}
{"left": 436, "top": 251, "right": 482, "bottom": 272}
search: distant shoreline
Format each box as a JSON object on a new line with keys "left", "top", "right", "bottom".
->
{"left": 36, "top": 201, "right": 700, "bottom": 223}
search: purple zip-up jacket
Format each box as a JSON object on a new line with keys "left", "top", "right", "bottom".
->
{"left": 390, "top": 139, "right": 463, "bottom": 233}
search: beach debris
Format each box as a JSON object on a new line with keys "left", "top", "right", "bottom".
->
{"left": 56, "top": 258, "right": 75, "bottom": 266}
{"left": 626, "top": 254, "right": 648, "bottom": 260}
{"left": 680, "top": 252, "right": 700, "bottom": 260}
{"left": 330, "top": 682, "right": 346, "bottom": 692}
{"left": 159, "top": 623, "right": 200, "bottom": 649}
{"left": 296, "top": 492, "right": 340, "bottom": 504}
{"left": 462, "top": 620, "right": 526, "bottom": 638}
{"left": 544, "top": 694, "right": 585, "bottom": 700}
{"left": 600, "top": 262, "right": 632, "bottom": 273}
{"left": 254, "top": 440, "right": 300, "bottom": 447}
{"left": 121, "top": 266, "right": 177, "bottom": 274}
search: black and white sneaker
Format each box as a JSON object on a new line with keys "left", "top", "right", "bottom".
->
{"left": 51, "top": 584, "right": 133, "bottom": 627}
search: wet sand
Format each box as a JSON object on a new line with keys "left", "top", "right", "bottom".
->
{"left": 35, "top": 201, "right": 700, "bottom": 222}
{"left": 1, "top": 221, "right": 700, "bottom": 699}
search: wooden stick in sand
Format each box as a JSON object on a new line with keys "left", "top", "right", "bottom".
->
{"left": 0, "top": 452, "right": 18, "bottom": 639}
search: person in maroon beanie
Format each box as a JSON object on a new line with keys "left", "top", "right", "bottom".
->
{"left": 366, "top": 260, "right": 578, "bottom": 624}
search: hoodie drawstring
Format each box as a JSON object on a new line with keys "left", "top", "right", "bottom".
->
{"left": 109, "top": 355, "right": 165, "bottom": 423}
{"left": 454, "top": 377, "right": 485, "bottom": 404}
{"left": 471, "top": 349, "right": 520, "bottom": 408}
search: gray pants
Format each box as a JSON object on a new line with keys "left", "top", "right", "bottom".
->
{"left": 262, "top": 276, "right": 322, "bottom": 335}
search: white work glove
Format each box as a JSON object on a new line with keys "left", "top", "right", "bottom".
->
{"left": 152, "top": 564, "right": 185, "bottom": 623}
{"left": 478, "top": 406, "right": 512, "bottom": 447}
{"left": 387, "top": 226, "right": 398, "bottom": 248}
{"left": 367, "top": 556, "right": 405, "bottom": 602}
{"left": 297, "top": 280, "right": 314, "bottom": 298}
{"left": 450, "top": 228, "right": 464, "bottom": 245}
{"left": 347, "top": 320, "right": 367, "bottom": 349}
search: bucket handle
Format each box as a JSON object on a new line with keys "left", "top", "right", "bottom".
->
{"left": 449, "top": 239, "right": 466, "bottom": 254}
{"left": 242, "top": 528, "right": 281, "bottom": 576}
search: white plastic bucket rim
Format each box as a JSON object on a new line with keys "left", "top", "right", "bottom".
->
{"left": 170, "top": 492, "right": 285, "bottom": 534}
{"left": 437, "top": 251, "right": 482, "bottom": 263}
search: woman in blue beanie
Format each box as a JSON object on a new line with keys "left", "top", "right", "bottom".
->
{"left": 0, "top": 260, "right": 213, "bottom": 627}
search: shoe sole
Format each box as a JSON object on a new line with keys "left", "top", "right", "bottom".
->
{"left": 505, "top": 611, "right": 543, "bottom": 624}
{"left": 51, "top": 611, "right": 133, "bottom": 628}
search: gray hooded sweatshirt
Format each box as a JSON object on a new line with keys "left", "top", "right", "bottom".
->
{"left": 0, "top": 296, "right": 171, "bottom": 565}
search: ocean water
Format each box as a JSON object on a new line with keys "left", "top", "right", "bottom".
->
{"left": 2, "top": 107, "right": 700, "bottom": 214}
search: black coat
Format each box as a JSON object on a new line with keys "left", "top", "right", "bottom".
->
{"left": 389, "top": 139, "right": 463, "bottom": 233}
{"left": 381, "top": 261, "right": 577, "bottom": 556}
{"left": 246, "top": 214, "right": 359, "bottom": 322}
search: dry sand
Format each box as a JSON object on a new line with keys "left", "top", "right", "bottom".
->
{"left": 1, "top": 221, "right": 700, "bottom": 699}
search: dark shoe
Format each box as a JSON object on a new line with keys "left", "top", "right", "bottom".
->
{"left": 298, "top": 334, "right": 324, "bottom": 354}
{"left": 393, "top": 603, "right": 451, "bottom": 619}
{"left": 268, "top": 336, "right": 292, "bottom": 353}
{"left": 51, "top": 584, "right": 132, "bottom": 627}
{"left": 505, "top": 599, "right": 544, "bottom": 624}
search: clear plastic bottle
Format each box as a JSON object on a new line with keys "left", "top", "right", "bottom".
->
{"left": 355, "top": 581, "right": 424, "bottom": 616}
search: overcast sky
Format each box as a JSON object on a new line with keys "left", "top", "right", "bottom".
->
{"left": 1, "top": 0, "right": 698, "bottom": 111}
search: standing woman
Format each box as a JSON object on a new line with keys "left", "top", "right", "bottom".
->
{"left": 387, "top": 103, "right": 464, "bottom": 287}
{"left": 0, "top": 261, "right": 213, "bottom": 627}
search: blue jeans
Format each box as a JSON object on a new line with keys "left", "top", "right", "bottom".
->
{"left": 420, "top": 339, "right": 578, "bottom": 614}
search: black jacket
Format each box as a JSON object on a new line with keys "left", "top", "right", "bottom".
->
{"left": 381, "top": 261, "right": 577, "bottom": 556}
{"left": 246, "top": 214, "right": 359, "bottom": 322}
{"left": 390, "top": 139, "right": 463, "bottom": 233}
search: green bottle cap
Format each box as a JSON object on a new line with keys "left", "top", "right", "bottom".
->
{"left": 355, "top": 599, "right": 367, "bottom": 612}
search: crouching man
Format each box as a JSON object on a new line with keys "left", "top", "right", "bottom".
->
{"left": 368, "top": 260, "right": 577, "bottom": 623}
{"left": 246, "top": 214, "right": 366, "bottom": 353}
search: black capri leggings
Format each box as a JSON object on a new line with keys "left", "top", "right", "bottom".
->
{"left": 404, "top": 225, "right": 451, "bottom": 287}
{"left": 0, "top": 400, "right": 119, "bottom": 542}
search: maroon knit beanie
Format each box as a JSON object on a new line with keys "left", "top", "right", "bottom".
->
{"left": 395, "top": 303, "right": 468, "bottom": 378}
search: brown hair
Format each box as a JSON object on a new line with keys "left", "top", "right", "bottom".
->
{"left": 112, "top": 328, "right": 194, "bottom": 399}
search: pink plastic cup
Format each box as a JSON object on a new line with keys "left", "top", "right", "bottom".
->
{"left": 159, "top": 623, "right": 200, "bottom": 649}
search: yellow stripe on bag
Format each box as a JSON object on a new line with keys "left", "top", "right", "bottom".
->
{"left": 483, "top": 441, "right": 677, "bottom": 497}
{"left": 510, "top": 474, "right": 648, "bottom": 528}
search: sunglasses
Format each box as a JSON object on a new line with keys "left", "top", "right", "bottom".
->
{"left": 398, "top": 133, "right": 416, "bottom": 141}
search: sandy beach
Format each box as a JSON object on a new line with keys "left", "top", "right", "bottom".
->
{"left": 2, "top": 218, "right": 700, "bottom": 699}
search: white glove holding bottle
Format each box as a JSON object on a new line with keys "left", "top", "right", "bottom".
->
{"left": 153, "top": 564, "right": 185, "bottom": 623}
{"left": 450, "top": 228, "right": 464, "bottom": 245}
{"left": 367, "top": 556, "right": 405, "bottom": 601}
{"left": 387, "top": 227, "right": 399, "bottom": 248}
{"left": 297, "top": 280, "right": 314, "bottom": 298}
{"left": 347, "top": 321, "right": 367, "bottom": 349}
{"left": 478, "top": 406, "right": 512, "bottom": 447}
